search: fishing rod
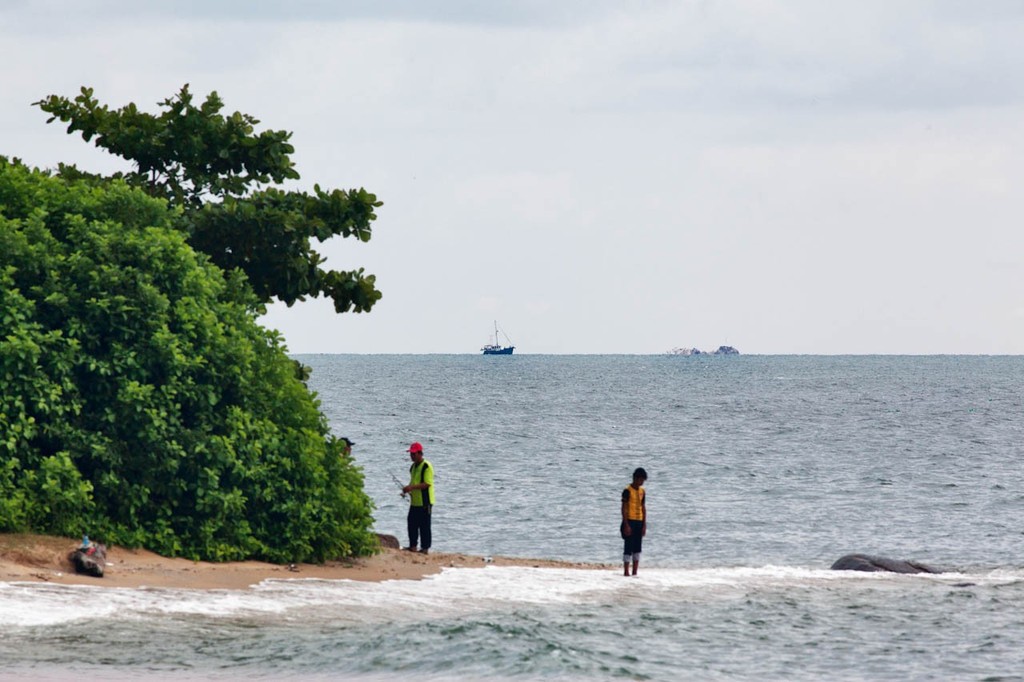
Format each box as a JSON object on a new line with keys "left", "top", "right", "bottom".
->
{"left": 390, "top": 472, "right": 408, "bottom": 498}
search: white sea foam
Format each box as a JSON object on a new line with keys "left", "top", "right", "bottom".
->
{"left": 4, "top": 564, "right": 1021, "bottom": 629}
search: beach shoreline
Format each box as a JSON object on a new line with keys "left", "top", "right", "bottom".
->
{"left": 0, "top": 533, "right": 607, "bottom": 589}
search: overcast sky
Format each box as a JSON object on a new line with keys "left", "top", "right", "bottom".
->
{"left": 4, "top": 1, "right": 1024, "bottom": 354}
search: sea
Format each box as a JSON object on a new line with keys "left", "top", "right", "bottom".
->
{"left": 3, "top": 354, "right": 1024, "bottom": 681}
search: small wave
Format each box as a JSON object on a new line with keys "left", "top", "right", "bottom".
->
{"left": 6, "top": 564, "right": 1024, "bottom": 629}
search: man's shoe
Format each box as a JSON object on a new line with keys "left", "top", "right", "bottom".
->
{"left": 418, "top": 548, "right": 429, "bottom": 555}
{"left": 402, "top": 546, "right": 417, "bottom": 552}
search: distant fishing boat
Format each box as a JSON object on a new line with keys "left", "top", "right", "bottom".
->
{"left": 481, "top": 321, "right": 515, "bottom": 355}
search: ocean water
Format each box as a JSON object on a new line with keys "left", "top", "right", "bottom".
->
{"left": 3, "top": 355, "right": 1024, "bottom": 680}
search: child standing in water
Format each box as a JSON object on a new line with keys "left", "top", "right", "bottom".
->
{"left": 621, "top": 467, "right": 648, "bottom": 576}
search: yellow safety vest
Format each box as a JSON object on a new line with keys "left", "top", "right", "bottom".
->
{"left": 409, "top": 460, "right": 435, "bottom": 507}
{"left": 623, "top": 485, "right": 645, "bottom": 521}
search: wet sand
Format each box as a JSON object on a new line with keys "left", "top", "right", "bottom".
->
{"left": 0, "top": 534, "right": 606, "bottom": 589}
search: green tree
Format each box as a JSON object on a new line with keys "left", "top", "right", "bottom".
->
{"left": 0, "top": 159, "right": 376, "bottom": 562}
{"left": 35, "top": 85, "right": 382, "bottom": 313}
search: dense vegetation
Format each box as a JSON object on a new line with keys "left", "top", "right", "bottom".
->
{"left": 36, "top": 85, "right": 382, "bottom": 313}
{"left": 0, "top": 87, "right": 382, "bottom": 562}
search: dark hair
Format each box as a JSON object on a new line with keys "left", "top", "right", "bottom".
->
{"left": 633, "top": 467, "right": 647, "bottom": 480}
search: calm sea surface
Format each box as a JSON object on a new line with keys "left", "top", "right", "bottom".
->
{"left": 3, "top": 355, "right": 1024, "bottom": 680}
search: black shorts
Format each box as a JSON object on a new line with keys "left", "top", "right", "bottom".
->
{"left": 623, "top": 520, "right": 644, "bottom": 556}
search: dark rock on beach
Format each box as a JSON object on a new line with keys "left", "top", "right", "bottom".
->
{"left": 376, "top": 533, "right": 400, "bottom": 550}
{"left": 69, "top": 543, "right": 107, "bottom": 578}
{"left": 830, "top": 553, "right": 940, "bottom": 574}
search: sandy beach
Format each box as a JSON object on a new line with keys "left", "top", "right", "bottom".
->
{"left": 0, "top": 534, "right": 605, "bottom": 590}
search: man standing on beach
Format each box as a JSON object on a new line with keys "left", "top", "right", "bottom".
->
{"left": 621, "top": 467, "right": 647, "bottom": 576}
{"left": 402, "top": 442, "right": 434, "bottom": 554}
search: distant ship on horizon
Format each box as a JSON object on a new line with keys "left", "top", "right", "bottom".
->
{"left": 667, "top": 345, "right": 739, "bottom": 356}
{"left": 482, "top": 321, "right": 515, "bottom": 355}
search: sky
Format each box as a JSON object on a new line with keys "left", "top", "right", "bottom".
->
{"left": 3, "top": 1, "right": 1024, "bottom": 354}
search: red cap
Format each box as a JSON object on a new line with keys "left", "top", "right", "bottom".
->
{"left": 407, "top": 442, "right": 423, "bottom": 454}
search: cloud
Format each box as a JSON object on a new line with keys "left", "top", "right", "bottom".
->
{"left": 63, "top": 0, "right": 620, "bottom": 28}
{"left": 5, "top": 2, "right": 1024, "bottom": 352}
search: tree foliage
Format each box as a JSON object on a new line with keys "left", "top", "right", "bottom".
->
{"left": 0, "top": 159, "right": 376, "bottom": 561}
{"left": 35, "top": 85, "right": 382, "bottom": 313}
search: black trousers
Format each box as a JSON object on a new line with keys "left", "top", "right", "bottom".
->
{"left": 408, "top": 504, "right": 431, "bottom": 550}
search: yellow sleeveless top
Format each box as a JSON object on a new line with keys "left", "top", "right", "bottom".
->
{"left": 623, "top": 486, "right": 645, "bottom": 521}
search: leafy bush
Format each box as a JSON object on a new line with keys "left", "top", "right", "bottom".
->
{"left": 0, "top": 159, "right": 376, "bottom": 562}
{"left": 36, "top": 85, "right": 383, "bottom": 314}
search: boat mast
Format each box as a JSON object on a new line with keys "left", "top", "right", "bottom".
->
{"left": 494, "top": 320, "right": 500, "bottom": 347}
